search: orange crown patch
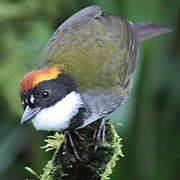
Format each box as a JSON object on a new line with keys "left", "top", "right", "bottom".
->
{"left": 20, "top": 67, "right": 60, "bottom": 93}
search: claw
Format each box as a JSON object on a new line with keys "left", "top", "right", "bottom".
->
{"left": 93, "top": 118, "right": 106, "bottom": 153}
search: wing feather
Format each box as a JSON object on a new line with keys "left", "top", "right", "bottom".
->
{"left": 37, "top": 6, "right": 138, "bottom": 93}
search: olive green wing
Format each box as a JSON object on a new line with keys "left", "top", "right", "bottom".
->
{"left": 37, "top": 5, "right": 138, "bottom": 94}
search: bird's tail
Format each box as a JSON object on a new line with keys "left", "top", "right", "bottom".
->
{"left": 135, "top": 22, "right": 172, "bottom": 42}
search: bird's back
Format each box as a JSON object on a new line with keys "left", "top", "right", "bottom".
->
{"left": 37, "top": 6, "right": 171, "bottom": 127}
{"left": 37, "top": 6, "right": 138, "bottom": 94}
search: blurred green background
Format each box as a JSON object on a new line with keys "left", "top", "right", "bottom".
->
{"left": 0, "top": 0, "right": 179, "bottom": 179}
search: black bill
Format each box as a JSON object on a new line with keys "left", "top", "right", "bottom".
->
{"left": 21, "top": 106, "right": 41, "bottom": 124}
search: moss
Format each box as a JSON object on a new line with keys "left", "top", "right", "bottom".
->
{"left": 40, "top": 151, "right": 62, "bottom": 180}
{"left": 41, "top": 133, "right": 64, "bottom": 152}
{"left": 39, "top": 119, "right": 123, "bottom": 180}
{"left": 101, "top": 122, "right": 124, "bottom": 180}
{"left": 25, "top": 167, "right": 40, "bottom": 179}
{"left": 40, "top": 134, "right": 64, "bottom": 180}
{"left": 40, "top": 160, "right": 53, "bottom": 180}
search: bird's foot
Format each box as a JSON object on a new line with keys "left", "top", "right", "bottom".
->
{"left": 93, "top": 118, "right": 106, "bottom": 153}
{"left": 63, "top": 131, "right": 82, "bottom": 162}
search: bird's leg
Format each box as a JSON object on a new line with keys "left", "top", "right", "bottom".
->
{"left": 73, "top": 130, "right": 85, "bottom": 141}
{"left": 93, "top": 127, "right": 98, "bottom": 140}
{"left": 66, "top": 131, "right": 82, "bottom": 162}
{"left": 93, "top": 118, "right": 106, "bottom": 153}
{"left": 102, "top": 119, "right": 106, "bottom": 144}
{"left": 63, "top": 133, "right": 67, "bottom": 152}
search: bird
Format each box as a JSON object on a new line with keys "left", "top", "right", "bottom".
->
{"left": 20, "top": 5, "right": 171, "bottom": 135}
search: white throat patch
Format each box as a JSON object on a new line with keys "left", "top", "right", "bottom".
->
{"left": 32, "top": 91, "right": 84, "bottom": 131}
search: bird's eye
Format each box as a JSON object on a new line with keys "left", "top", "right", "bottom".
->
{"left": 41, "top": 90, "right": 49, "bottom": 98}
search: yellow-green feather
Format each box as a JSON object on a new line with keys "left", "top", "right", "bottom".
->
{"left": 37, "top": 8, "right": 137, "bottom": 96}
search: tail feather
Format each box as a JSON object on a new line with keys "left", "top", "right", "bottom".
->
{"left": 135, "top": 22, "right": 172, "bottom": 42}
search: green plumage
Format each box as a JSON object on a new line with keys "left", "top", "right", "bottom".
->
{"left": 37, "top": 5, "right": 170, "bottom": 96}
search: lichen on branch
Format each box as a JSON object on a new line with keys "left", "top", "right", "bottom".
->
{"left": 40, "top": 119, "right": 123, "bottom": 180}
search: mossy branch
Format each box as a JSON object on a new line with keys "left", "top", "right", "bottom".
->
{"left": 37, "top": 119, "right": 123, "bottom": 180}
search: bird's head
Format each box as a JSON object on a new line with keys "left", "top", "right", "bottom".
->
{"left": 20, "top": 67, "right": 84, "bottom": 131}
